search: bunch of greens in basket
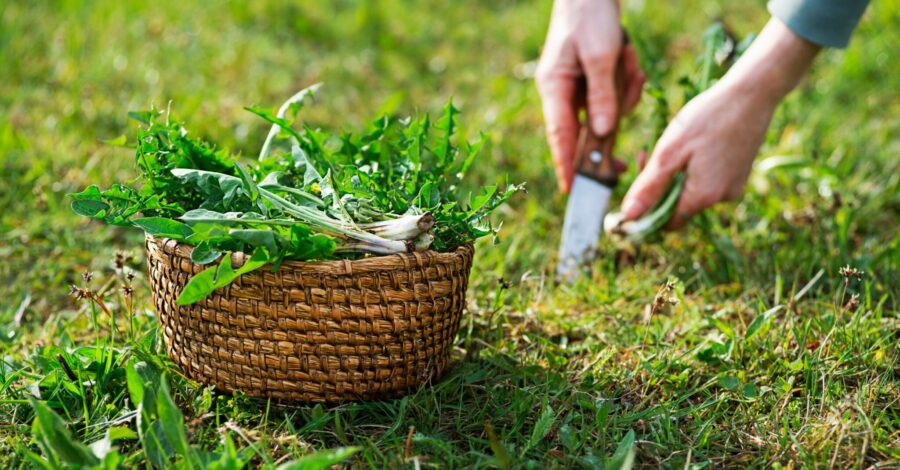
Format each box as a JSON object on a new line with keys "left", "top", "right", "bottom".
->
{"left": 70, "top": 87, "right": 522, "bottom": 304}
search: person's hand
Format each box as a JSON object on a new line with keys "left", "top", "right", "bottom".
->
{"left": 536, "top": 0, "right": 645, "bottom": 193}
{"left": 621, "top": 18, "right": 820, "bottom": 228}
{"left": 621, "top": 78, "right": 778, "bottom": 228}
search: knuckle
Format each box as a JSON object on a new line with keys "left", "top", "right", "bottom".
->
{"left": 588, "top": 86, "right": 614, "bottom": 102}
{"left": 534, "top": 67, "right": 549, "bottom": 85}
{"left": 545, "top": 122, "right": 575, "bottom": 138}
{"left": 653, "top": 149, "right": 681, "bottom": 173}
{"left": 697, "top": 191, "right": 722, "bottom": 208}
{"left": 582, "top": 49, "right": 617, "bottom": 67}
{"left": 534, "top": 63, "right": 556, "bottom": 89}
{"left": 724, "top": 183, "right": 746, "bottom": 201}
{"left": 679, "top": 183, "right": 718, "bottom": 212}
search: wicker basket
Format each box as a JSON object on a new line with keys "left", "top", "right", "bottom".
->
{"left": 145, "top": 235, "right": 473, "bottom": 402}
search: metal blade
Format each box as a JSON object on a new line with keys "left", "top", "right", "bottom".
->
{"left": 556, "top": 174, "right": 614, "bottom": 282}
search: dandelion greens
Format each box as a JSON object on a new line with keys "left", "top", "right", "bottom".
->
{"left": 71, "top": 88, "right": 521, "bottom": 304}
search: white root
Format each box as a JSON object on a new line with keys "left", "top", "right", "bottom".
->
{"left": 412, "top": 232, "right": 435, "bottom": 251}
{"left": 359, "top": 213, "right": 435, "bottom": 241}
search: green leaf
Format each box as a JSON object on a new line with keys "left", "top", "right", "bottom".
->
{"left": 742, "top": 382, "right": 759, "bottom": 399}
{"left": 245, "top": 106, "right": 304, "bottom": 147}
{"left": 190, "top": 240, "right": 222, "bottom": 265}
{"left": 606, "top": 430, "right": 636, "bottom": 470}
{"left": 156, "top": 381, "right": 191, "bottom": 457}
{"left": 469, "top": 185, "right": 498, "bottom": 214}
{"left": 97, "top": 452, "right": 123, "bottom": 470}
{"left": 175, "top": 258, "right": 225, "bottom": 306}
{"left": 745, "top": 305, "right": 783, "bottom": 340}
{"left": 89, "top": 426, "right": 136, "bottom": 461}
{"left": 257, "top": 181, "right": 325, "bottom": 207}
{"left": 231, "top": 246, "right": 271, "bottom": 278}
{"left": 132, "top": 217, "right": 193, "bottom": 240}
{"left": 180, "top": 209, "right": 274, "bottom": 226}
{"left": 71, "top": 198, "right": 110, "bottom": 218}
{"left": 233, "top": 160, "right": 260, "bottom": 201}
{"left": 276, "top": 447, "right": 359, "bottom": 470}
{"left": 127, "top": 110, "right": 154, "bottom": 125}
{"left": 229, "top": 229, "right": 280, "bottom": 253}
{"left": 102, "top": 135, "right": 129, "bottom": 147}
{"left": 207, "top": 433, "right": 245, "bottom": 470}
{"left": 176, "top": 247, "right": 271, "bottom": 305}
{"left": 292, "top": 144, "right": 324, "bottom": 186}
{"left": 70, "top": 184, "right": 178, "bottom": 225}
{"left": 524, "top": 404, "right": 556, "bottom": 453}
{"left": 403, "top": 114, "right": 428, "bottom": 171}
{"left": 127, "top": 361, "right": 177, "bottom": 469}
{"left": 718, "top": 375, "right": 741, "bottom": 391}
{"left": 457, "top": 132, "right": 486, "bottom": 177}
{"left": 171, "top": 168, "right": 249, "bottom": 211}
{"left": 29, "top": 398, "right": 99, "bottom": 467}
{"left": 711, "top": 318, "right": 735, "bottom": 341}
{"left": 125, "top": 368, "right": 145, "bottom": 408}
{"left": 26, "top": 452, "right": 54, "bottom": 470}
{"left": 415, "top": 182, "right": 441, "bottom": 209}
{"left": 432, "top": 99, "right": 459, "bottom": 168}
{"left": 107, "top": 426, "right": 138, "bottom": 441}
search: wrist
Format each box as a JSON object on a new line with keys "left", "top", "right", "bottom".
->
{"left": 720, "top": 17, "right": 821, "bottom": 104}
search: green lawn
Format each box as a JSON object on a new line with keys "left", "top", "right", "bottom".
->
{"left": 1, "top": 0, "right": 898, "bottom": 468}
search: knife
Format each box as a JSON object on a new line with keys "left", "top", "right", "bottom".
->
{"left": 556, "top": 48, "right": 628, "bottom": 282}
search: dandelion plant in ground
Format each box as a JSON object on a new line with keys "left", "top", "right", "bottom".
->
{"left": 1, "top": 0, "right": 898, "bottom": 468}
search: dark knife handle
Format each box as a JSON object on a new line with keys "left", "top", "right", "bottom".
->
{"left": 574, "top": 35, "right": 629, "bottom": 187}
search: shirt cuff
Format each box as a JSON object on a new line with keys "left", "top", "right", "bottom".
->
{"left": 768, "top": 0, "right": 869, "bottom": 48}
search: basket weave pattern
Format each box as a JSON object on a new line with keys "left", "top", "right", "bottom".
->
{"left": 146, "top": 235, "right": 473, "bottom": 402}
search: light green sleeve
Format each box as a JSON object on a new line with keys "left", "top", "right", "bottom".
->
{"left": 768, "top": 0, "right": 870, "bottom": 48}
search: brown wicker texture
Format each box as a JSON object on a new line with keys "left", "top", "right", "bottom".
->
{"left": 145, "top": 235, "right": 473, "bottom": 402}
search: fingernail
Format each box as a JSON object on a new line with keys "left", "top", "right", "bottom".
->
{"left": 622, "top": 198, "right": 645, "bottom": 219}
{"left": 592, "top": 115, "right": 612, "bottom": 135}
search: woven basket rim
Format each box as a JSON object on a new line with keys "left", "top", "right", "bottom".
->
{"left": 145, "top": 234, "right": 474, "bottom": 274}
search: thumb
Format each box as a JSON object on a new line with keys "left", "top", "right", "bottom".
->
{"left": 622, "top": 130, "right": 687, "bottom": 219}
{"left": 582, "top": 51, "right": 618, "bottom": 136}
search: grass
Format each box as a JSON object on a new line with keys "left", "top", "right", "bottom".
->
{"left": 1, "top": 0, "right": 898, "bottom": 468}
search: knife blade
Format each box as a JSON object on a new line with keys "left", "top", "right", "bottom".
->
{"left": 556, "top": 50, "right": 628, "bottom": 282}
{"left": 556, "top": 130, "right": 621, "bottom": 281}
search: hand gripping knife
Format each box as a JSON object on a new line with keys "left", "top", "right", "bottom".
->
{"left": 556, "top": 45, "right": 628, "bottom": 282}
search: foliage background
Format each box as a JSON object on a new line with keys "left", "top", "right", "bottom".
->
{"left": 0, "top": 0, "right": 897, "bottom": 468}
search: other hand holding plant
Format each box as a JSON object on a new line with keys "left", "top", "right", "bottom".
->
{"left": 622, "top": 18, "right": 821, "bottom": 228}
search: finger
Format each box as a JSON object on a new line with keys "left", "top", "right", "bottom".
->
{"left": 623, "top": 71, "right": 646, "bottom": 115}
{"left": 636, "top": 149, "right": 647, "bottom": 170}
{"left": 621, "top": 45, "right": 645, "bottom": 114}
{"left": 622, "top": 129, "right": 688, "bottom": 219}
{"left": 537, "top": 77, "right": 580, "bottom": 193}
{"left": 581, "top": 49, "right": 619, "bottom": 136}
{"left": 666, "top": 177, "right": 713, "bottom": 230}
{"left": 634, "top": 150, "right": 647, "bottom": 171}
{"left": 664, "top": 210, "right": 689, "bottom": 230}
